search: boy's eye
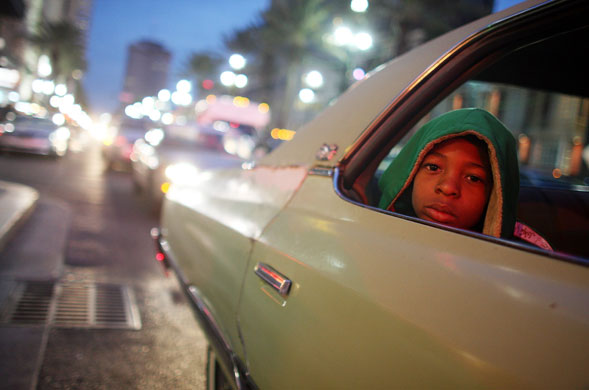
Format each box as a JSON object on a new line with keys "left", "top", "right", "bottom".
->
{"left": 467, "top": 174, "right": 484, "bottom": 183}
{"left": 423, "top": 163, "right": 439, "bottom": 172}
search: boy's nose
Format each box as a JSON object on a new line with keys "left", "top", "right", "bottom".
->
{"left": 435, "top": 173, "right": 460, "bottom": 197}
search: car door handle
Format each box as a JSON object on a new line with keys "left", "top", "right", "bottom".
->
{"left": 254, "top": 262, "right": 292, "bottom": 297}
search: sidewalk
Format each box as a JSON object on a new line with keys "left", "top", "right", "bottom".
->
{"left": 0, "top": 180, "right": 70, "bottom": 390}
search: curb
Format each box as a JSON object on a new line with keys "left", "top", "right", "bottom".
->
{"left": 0, "top": 180, "right": 39, "bottom": 253}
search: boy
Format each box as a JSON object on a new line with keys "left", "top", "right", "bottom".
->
{"left": 378, "top": 108, "right": 551, "bottom": 249}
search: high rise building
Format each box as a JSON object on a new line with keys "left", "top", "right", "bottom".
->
{"left": 120, "top": 40, "right": 171, "bottom": 105}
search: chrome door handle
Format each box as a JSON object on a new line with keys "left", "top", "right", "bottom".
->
{"left": 254, "top": 262, "right": 292, "bottom": 297}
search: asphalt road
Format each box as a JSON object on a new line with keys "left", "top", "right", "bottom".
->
{"left": 0, "top": 140, "right": 207, "bottom": 389}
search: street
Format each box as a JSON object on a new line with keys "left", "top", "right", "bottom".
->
{"left": 0, "top": 141, "right": 207, "bottom": 389}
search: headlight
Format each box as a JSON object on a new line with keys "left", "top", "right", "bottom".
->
{"left": 164, "top": 162, "right": 200, "bottom": 184}
{"left": 49, "top": 126, "right": 71, "bottom": 142}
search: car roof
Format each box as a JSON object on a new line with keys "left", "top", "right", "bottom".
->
{"left": 259, "top": 0, "right": 550, "bottom": 168}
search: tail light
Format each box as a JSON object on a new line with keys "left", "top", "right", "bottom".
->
{"left": 150, "top": 227, "right": 170, "bottom": 276}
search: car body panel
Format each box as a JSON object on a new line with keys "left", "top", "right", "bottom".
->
{"left": 161, "top": 165, "right": 308, "bottom": 360}
{"left": 238, "top": 174, "right": 589, "bottom": 388}
{"left": 0, "top": 116, "right": 68, "bottom": 156}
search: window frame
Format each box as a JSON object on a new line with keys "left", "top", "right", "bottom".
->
{"left": 335, "top": 0, "right": 589, "bottom": 266}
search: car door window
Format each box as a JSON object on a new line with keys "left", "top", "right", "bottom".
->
{"left": 343, "top": 18, "right": 589, "bottom": 261}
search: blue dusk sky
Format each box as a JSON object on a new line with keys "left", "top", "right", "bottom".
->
{"left": 83, "top": 0, "right": 524, "bottom": 115}
{"left": 84, "top": 0, "right": 270, "bottom": 114}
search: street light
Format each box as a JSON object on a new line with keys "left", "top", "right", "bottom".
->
{"left": 54, "top": 84, "right": 67, "bottom": 96}
{"left": 176, "top": 80, "right": 192, "bottom": 93}
{"left": 37, "top": 55, "right": 52, "bottom": 77}
{"left": 334, "top": 26, "right": 354, "bottom": 46}
{"left": 172, "top": 80, "right": 193, "bottom": 106}
{"left": 229, "top": 54, "right": 246, "bottom": 70}
{"left": 354, "top": 32, "right": 373, "bottom": 51}
{"left": 351, "top": 0, "right": 368, "bottom": 12}
{"left": 158, "top": 89, "right": 171, "bottom": 102}
{"left": 220, "top": 71, "right": 236, "bottom": 87}
{"left": 304, "top": 70, "right": 324, "bottom": 89}
{"left": 299, "top": 88, "right": 315, "bottom": 103}
{"left": 234, "top": 74, "right": 248, "bottom": 88}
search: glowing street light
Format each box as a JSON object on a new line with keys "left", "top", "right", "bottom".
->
{"left": 176, "top": 79, "right": 192, "bottom": 93}
{"left": 158, "top": 89, "right": 171, "bottom": 102}
{"left": 54, "top": 84, "right": 67, "bottom": 96}
{"left": 354, "top": 32, "right": 373, "bottom": 50}
{"left": 299, "top": 88, "right": 315, "bottom": 103}
{"left": 234, "top": 74, "right": 248, "bottom": 88}
{"left": 37, "top": 55, "right": 52, "bottom": 77}
{"left": 220, "top": 71, "right": 236, "bottom": 87}
{"left": 334, "top": 26, "right": 354, "bottom": 46}
{"left": 351, "top": 0, "right": 368, "bottom": 12}
{"left": 304, "top": 70, "right": 324, "bottom": 89}
{"left": 229, "top": 54, "right": 246, "bottom": 70}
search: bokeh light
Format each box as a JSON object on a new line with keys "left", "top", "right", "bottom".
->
{"left": 351, "top": 0, "right": 369, "bottom": 12}
{"left": 305, "top": 70, "right": 324, "bottom": 88}
{"left": 352, "top": 67, "right": 366, "bottom": 80}
{"left": 299, "top": 88, "right": 315, "bottom": 103}
{"left": 229, "top": 54, "right": 246, "bottom": 70}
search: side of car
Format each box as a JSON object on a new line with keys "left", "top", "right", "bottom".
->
{"left": 156, "top": 1, "right": 589, "bottom": 388}
{"left": 0, "top": 114, "right": 70, "bottom": 157}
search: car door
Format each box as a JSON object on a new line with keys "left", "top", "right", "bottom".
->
{"left": 236, "top": 2, "right": 589, "bottom": 388}
{"left": 161, "top": 164, "right": 308, "bottom": 366}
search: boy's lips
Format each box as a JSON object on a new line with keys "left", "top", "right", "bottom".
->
{"left": 423, "top": 203, "right": 457, "bottom": 223}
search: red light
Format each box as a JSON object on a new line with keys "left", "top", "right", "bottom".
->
{"left": 230, "top": 122, "right": 239, "bottom": 128}
{"left": 156, "top": 252, "right": 165, "bottom": 262}
{"left": 202, "top": 79, "right": 214, "bottom": 90}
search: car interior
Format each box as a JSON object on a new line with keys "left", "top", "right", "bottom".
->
{"left": 339, "top": 6, "right": 589, "bottom": 261}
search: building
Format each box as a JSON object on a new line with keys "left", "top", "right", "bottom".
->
{"left": 0, "top": 0, "right": 93, "bottom": 105}
{"left": 120, "top": 40, "right": 171, "bottom": 105}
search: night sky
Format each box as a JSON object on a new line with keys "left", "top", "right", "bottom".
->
{"left": 83, "top": 0, "right": 521, "bottom": 116}
{"left": 83, "top": 0, "right": 270, "bottom": 115}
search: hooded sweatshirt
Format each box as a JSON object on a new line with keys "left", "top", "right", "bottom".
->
{"left": 378, "top": 108, "right": 519, "bottom": 239}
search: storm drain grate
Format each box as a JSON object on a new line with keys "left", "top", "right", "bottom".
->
{"left": 4, "top": 281, "right": 54, "bottom": 325}
{"left": 1, "top": 281, "right": 141, "bottom": 330}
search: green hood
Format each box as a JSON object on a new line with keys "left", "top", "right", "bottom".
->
{"left": 378, "top": 108, "right": 519, "bottom": 238}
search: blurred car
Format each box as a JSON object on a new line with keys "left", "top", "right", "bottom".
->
{"left": 153, "top": 1, "right": 589, "bottom": 389}
{"left": 0, "top": 114, "right": 70, "bottom": 157}
{"left": 102, "top": 117, "right": 154, "bottom": 170}
{"left": 130, "top": 123, "right": 243, "bottom": 210}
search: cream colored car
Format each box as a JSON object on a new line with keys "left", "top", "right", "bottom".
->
{"left": 155, "top": 1, "right": 589, "bottom": 388}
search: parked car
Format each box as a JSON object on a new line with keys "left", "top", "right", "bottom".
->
{"left": 102, "top": 117, "right": 155, "bottom": 170}
{"left": 131, "top": 123, "right": 243, "bottom": 210}
{"left": 0, "top": 114, "right": 70, "bottom": 157}
{"left": 153, "top": 1, "right": 589, "bottom": 388}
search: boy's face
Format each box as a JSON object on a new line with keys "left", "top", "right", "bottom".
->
{"left": 411, "top": 137, "right": 492, "bottom": 230}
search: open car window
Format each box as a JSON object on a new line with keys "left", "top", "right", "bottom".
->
{"left": 375, "top": 81, "right": 589, "bottom": 191}
{"left": 342, "top": 6, "right": 589, "bottom": 261}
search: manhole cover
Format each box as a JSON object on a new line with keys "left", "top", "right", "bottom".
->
{"left": 0, "top": 281, "right": 141, "bottom": 330}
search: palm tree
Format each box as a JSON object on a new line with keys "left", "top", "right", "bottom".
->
{"left": 183, "top": 51, "right": 224, "bottom": 98}
{"left": 225, "top": 0, "right": 330, "bottom": 129}
{"left": 30, "top": 21, "right": 86, "bottom": 85}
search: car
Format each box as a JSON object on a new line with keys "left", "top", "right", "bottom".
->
{"left": 102, "top": 116, "right": 155, "bottom": 170}
{"left": 153, "top": 1, "right": 589, "bottom": 388}
{"left": 0, "top": 114, "right": 70, "bottom": 157}
{"left": 130, "top": 123, "right": 243, "bottom": 210}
